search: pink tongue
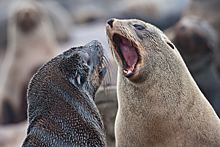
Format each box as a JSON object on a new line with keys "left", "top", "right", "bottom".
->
{"left": 119, "top": 38, "right": 137, "bottom": 68}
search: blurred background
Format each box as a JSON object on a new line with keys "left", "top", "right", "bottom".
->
{"left": 0, "top": 0, "right": 220, "bottom": 146}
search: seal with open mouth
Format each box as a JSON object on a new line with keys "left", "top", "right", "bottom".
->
{"left": 22, "top": 40, "right": 107, "bottom": 146}
{"left": 106, "top": 18, "right": 220, "bottom": 147}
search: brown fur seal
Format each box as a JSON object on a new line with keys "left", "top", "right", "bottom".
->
{"left": 0, "top": 1, "right": 58, "bottom": 124}
{"left": 166, "top": 17, "right": 220, "bottom": 117}
{"left": 106, "top": 18, "right": 220, "bottom": 146}
{"left": 22, "top": 40, "right": 107, "bottom": 146}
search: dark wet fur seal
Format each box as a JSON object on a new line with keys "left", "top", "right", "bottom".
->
{"left": 106, "top": 18, "right": 220, "bottom": 147}
{"left": 22, "top": 40, "right": 107, "bottom": 146}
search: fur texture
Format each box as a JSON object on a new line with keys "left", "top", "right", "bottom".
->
{"left": 22, "top": 40, "right": 107, "bottom": 146}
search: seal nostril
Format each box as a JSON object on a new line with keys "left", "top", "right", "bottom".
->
{"left": 107, "top": 19, "right": 114, "bottom": 28}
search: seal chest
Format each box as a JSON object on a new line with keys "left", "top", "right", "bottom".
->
{"left": 22, "top": 40, "right": 107, "bottom": 146}
{"left": 106, "top": 18, "right": 220, "bottom": 147}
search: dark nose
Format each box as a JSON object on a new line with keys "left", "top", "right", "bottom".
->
{"left": 107, "top": 18, "right": 114, "bottom": 28}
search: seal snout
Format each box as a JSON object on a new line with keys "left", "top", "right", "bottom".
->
{"left": 85, "top": 40, "right": 107, "bottom": 79}
{"left": 86, "top": 40, "right": 103, "bottom": 52}
{"left": 107, "top": 18, "right": 114, "bottom": 28}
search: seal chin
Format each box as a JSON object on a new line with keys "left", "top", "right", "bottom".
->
{"left": 113, "top": 34, "right": 141, "bottom": 78}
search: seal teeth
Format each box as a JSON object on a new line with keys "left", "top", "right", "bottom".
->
{"left": 123, "top": 66, "right": 134, "bottom": 75}
{"left": 127, "top": 67, "right": 133, "bottom": 74}
{"left": 123, "top": 70, "right": 128, "bottom": 74}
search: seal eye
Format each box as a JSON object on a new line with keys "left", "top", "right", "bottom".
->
{"left": 134, "top": 24, "right": 145, "bottom": 30}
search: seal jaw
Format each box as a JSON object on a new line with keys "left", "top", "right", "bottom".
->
{"left": 112, "top": 34, "right": 141, "bottom": 78}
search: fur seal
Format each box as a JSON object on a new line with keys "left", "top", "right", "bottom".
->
{"left": 22, "top": 40, "right": 107, "bottom": 146}
{"left": 106, "top": 18, "right": 220, "bottom": 146}
{"left": 0, "top": 1, "right": 58, "bottom": 124}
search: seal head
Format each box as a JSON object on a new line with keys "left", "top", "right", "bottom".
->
{"left": 59, "top": 40, "right": 106, "bottom": 98}
{"left": 22, "top": 40, "right": 107, "bottom": 146}
{"left": 106, "top": 18, "right": 175, "bottom": 83}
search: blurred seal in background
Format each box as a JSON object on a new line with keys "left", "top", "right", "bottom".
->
{"left": 0, "top": 1, "right": 59, "bottom": 124}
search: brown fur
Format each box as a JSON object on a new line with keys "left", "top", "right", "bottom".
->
{"left": 22, "top": 40, "right": 107, "bottom": 146}
{"left": 0, "top": 1, "right": 58, "bottom": 124}
{"left": 106, "top": 18, "right": 220, "bottom": 147}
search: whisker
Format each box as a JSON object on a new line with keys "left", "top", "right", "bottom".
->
{"left": 99, "top": 53, "right": 112, "bottom": 114}
{"left": 103, "top": 55, "right": 112, "bottom": 87}
{"left": 103, "top": 55, "right": 112, "bottom": 69}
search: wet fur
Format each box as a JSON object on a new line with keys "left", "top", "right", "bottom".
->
{"left": 22, "top": 41, "right": 107, "bottom": 146}
{"left": 106, "top": 18, "right": 220, "bottom": 147}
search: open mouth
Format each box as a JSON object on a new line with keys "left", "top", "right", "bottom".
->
{"left": 113, "top": 34, "right": 140, "bottom": 77}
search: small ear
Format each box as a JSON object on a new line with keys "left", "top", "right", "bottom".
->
{"left": 69, "top": 74, "right": 81, "bottom": 86}
{"left": 77, "top": 75, "right": 81, "bottom": 85}
{"left": 166, "top": 42, "right": 175, "bottom": 49}
{"left": 162, "top": 35, "right": 175, "bottom": 50}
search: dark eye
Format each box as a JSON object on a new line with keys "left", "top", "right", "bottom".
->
{"left": 134, "top": 24, "right": 145, "bottom": 30}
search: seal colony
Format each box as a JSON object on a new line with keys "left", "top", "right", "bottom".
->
{"left": 106, "top": 18, "right": 220, "bottom": 146}
{"left": 22, "top": 40, "right": 107, "bottom": 146}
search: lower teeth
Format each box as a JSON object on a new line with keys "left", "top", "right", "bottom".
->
{"left": 123, "top": 68, "right": 134, "bottom": 75}
{"left": 123, "top": 70, "right": 128, "bottom": 74}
